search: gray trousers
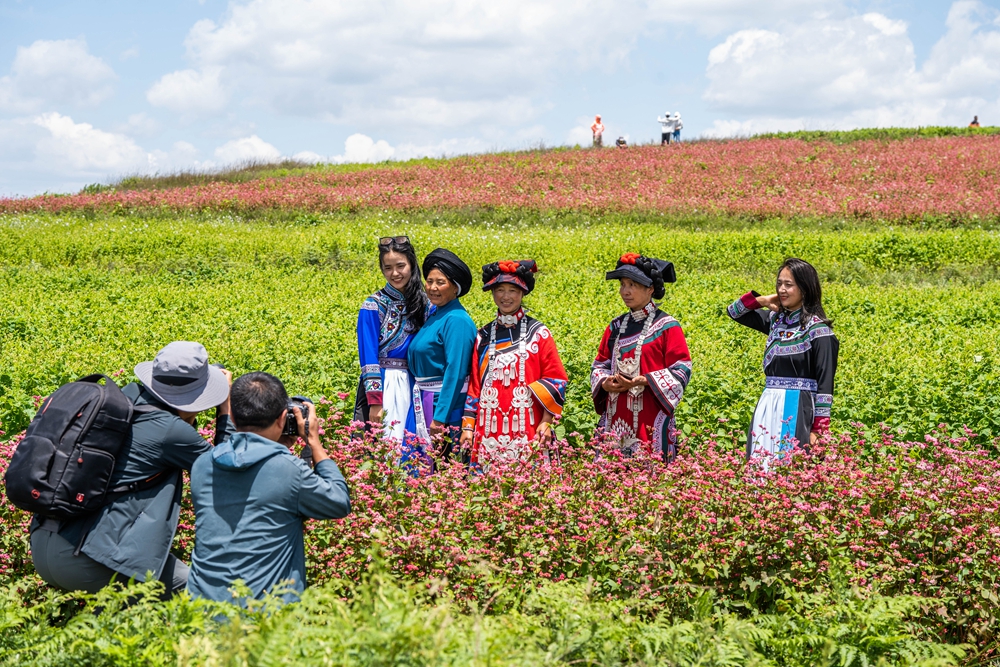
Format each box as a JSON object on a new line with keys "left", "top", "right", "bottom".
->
{"left": 30, "top": 528, "right": 188, "bottom": 599}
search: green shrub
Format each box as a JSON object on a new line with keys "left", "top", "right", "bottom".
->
{"left": 0, "top": 560, "right": 965, "bottom": 666}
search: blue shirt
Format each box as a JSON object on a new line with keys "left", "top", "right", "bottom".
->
{"left": 406, "top": 299, "right": 477, "bottom": 424}
{"left": 186, "top": 432, "right": 351, "bottom": 604}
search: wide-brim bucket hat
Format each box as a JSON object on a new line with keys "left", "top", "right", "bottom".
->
{"left": 134, "top": 341, "right": 230, "bottom": 412}
{"left": 605, "top": 254, "right": 676, "bottom": 286}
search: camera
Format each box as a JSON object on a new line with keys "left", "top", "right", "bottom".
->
{"left": 283, "top": 396, "right": 314, "bottom": 437}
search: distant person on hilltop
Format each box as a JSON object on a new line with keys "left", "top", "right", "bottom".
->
{"left": 616, "top": 136, "right": 628, "bottom": 149}
{"left": 657, "top": 111, "right": 675, "bottom": 145}
{"left": 671, "top": 112, "right": 683, "bottom": 143}
{"left": 970, "top": 115, "right": 980, "bottom": 128}
{"left": 591, "top": 115, "right": 605, "bottom": 148}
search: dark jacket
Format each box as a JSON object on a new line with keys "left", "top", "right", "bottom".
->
{"left": 31, "top": 383, "right": 233, "bottom": 581}
{"left": 186, "top": 432, "right": 351, "bottom": 603}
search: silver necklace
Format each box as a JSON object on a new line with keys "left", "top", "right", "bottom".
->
{"left": 479, "top": 313, "right": 531, "bottom": 436}
{"left": 608, "top": 302, "right": 656, "bottom": 432}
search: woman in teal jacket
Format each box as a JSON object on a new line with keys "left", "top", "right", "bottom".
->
{"left": 407, "top": 248, "right": 477, "bottom": 470}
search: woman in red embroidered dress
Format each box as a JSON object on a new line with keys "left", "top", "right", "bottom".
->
{"left": 591, "top": 253, "right": 692, "bottom": 461}
{"left": 460, "top": 260, "right": 568, "bottom": 466}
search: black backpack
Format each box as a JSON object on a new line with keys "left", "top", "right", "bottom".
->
{"left": 4, "top": 375, "right": 161, "bottom": 520}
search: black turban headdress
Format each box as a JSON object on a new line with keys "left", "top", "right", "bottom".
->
{"left": 605, "top": 253, "right": 675, "bottom": 300}
{"left": 422, "top": 248, "right": 473, "bottom": 297}
{"left": 482, "top": 259, "right": 538, "bottom": 294}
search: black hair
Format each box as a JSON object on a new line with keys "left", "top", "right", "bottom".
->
{"left": 777, "top": 258, "right": 832, "bottom": 327}
{"left": 231, "top": 372, "right": 289, "bottom": 429}
{"left": 633, "top": 256, "right": 666, "bottom": 300}
{"left": 379, "top": 239, "right": 427, "bottom": 330}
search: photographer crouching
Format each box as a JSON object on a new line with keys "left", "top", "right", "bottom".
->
{"left": 186, "top": 372, "right": 351, "bottom": 604}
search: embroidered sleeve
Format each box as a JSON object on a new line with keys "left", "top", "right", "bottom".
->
{"left": 590, "top": 324, "right": 615, "bottom": 416}
{"left": 728, "top": 291, "right": 771, "bottom": 335}
{"left": 463, "top": 333, "right": 484, "bottom": 431}
{"left": 528, "top": 328, "right": 569, "bottom": 417}
{"left": 356, "top": 301, "right": 383, "bottom": 406}
{"left": 644, "top": 325, "right": 692, "bottom": 416}
{"left": 811, "top": 332, "right": 839, "bottom": 432}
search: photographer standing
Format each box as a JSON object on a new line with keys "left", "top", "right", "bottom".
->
{"left": 186, "top": 372, "right": 351, "bottom": 604}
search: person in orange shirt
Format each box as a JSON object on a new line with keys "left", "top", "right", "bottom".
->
{"left": 591, "top": 115, "right": 605, "bottom": 147}
{"left": 970, "top": 115, "right": 980, "bottom": 128}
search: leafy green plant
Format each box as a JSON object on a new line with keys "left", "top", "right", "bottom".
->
{"left": 0, "top": 558, "right": 966, "bottom": 666}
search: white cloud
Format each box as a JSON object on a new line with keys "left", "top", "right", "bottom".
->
{"left": 33, "top": 112, "right": 148, "bottom": 172}
{"left": 147, "top": 66, "right": 227, "bottom": 114}
{"left": 0, "top": 39, "right": 116, "bottom": 112}
{"left": 146, "top": 0, "right": 833, "bottom": 126}
{"left": 341, "top": 133, "right": 394, "bottom": 162}
{"left": 213, "top": 134, "right": 281, "bottom": 163}
{"left": 120, "top": 46, "right": 140, "bottom": 61}
{"left": 0, "top": 115, "right": 212, "bottom": 196}
{"left": 292, "top": 150, "right": 325, "bottom": 163}
{"left": 703, "top": 0, "right": 1000, "bottom": 133}
{"left": 291, "top": 134, "right": 490, "bottom": 165}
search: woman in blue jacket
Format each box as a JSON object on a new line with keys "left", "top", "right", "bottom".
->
{"left": 407, "top": 248, "right": 477, "bottom": 469}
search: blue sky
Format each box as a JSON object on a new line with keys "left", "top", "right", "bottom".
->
{"left": 1, "top": 0, "right": 998, "bottom": 196}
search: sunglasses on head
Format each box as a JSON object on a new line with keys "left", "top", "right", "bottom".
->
{"left": 379, "top": 235, "right": 410, "bottom": 247}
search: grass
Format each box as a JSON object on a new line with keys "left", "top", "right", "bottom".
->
{"left": 1, "top": 209, "right": 999, "bottom": 441}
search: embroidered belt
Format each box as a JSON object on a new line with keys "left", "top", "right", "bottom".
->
{"left": 415, "top": 377, "right": 443, "bottom": 393}
{"left": 415, "top": 377, "right": 469, "bottom": 393}
{"left": 765, "top": 376, "right": 817, "bottom": 392}
{"left": 380, "top": 358, "right": 408, "bottom": 370}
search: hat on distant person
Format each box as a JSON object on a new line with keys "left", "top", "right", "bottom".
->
{"left": 482, "top": 259, "right": 538, "bottom": 294}
{"left": 605, "top": 253, "right": 675, "bottom": 299}
{"left": 422, "top": 248, "right": 473, "bottom": 297}
{"left": 134, "top": 341, "right": 230, "bottom": 412}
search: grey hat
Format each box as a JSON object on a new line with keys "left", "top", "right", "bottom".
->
{"left": 134, "top": 341, "right": 229, "bottom": 412}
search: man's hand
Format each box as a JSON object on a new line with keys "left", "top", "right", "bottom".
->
{"left": 368, "top": 404, "right": 384, "bottom": 424}
{"left": 216, "top": 368, "right": 233, "bottom": 415}
{"left": 291, "top": 402, "right": 329, "bottom": 466}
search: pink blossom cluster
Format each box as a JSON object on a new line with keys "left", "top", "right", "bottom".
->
{"left": 2, "top": 419, "right": 1000, "bottom": 646}
{"left": 3, "top": 138, "right": 1000, "bottom": 220}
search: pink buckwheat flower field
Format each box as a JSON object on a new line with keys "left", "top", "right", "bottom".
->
{"left": 2, "top": 134, "right": 1000, "bottom": 664}
{"left": 2, "top": 137, "right": 1000, "bottom": 223}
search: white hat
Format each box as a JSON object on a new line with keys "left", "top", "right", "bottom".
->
{"left": 134, "top": 341, "right": 230, "bottom": 412}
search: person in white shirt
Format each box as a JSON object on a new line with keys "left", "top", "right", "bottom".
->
{"left": 657, "top": 111, "right": 675, "bottom": 145}
{"left": 591, "top": 115, "right": 605, "bottom": 147}
{"left": 671, "top": 112, "right": 683, "bottom": 143}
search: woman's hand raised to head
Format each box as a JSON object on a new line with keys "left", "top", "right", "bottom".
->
{"left": 756, "top": 294, "right": 782, "bottom": 312}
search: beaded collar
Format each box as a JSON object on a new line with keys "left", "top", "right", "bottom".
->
{"left": 496, "top": 307, "right": 525, "bottom": 328}
{"left": 630, "top": 301, "right": 656, "bottom": 322}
